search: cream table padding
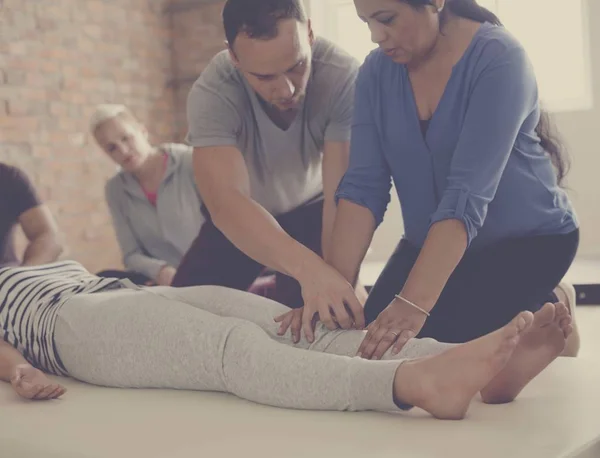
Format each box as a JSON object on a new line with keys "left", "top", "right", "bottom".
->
{"left": 1, "top": 357, "right": 599, "bottom": 458}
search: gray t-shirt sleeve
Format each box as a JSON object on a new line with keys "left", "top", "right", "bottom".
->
{"left": 324, "top": 68, "right": 358, "bottom": 143}
{"left": 185, "top": 60, "right": 243, "bottom": 148}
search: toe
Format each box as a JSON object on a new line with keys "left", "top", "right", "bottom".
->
{"left": 508, "top": 311, "right": 534, "bottom": 336}
{"left": 554, "top": 302, "right": 570, "bottom": 318}
{"left": 518, "top": 311, "right": 534, "bottom": 332}
{"left": 563, "top": 324, "right": 573, "bottom": 339}
{"left": 534, "top": 303, "right": 555, "bottom": 326}
{"left": 559, "top": 316, "right": 572, "bottom": 329}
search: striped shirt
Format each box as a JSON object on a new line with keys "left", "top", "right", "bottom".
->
{"left": 0, "top": 261, "right": 120, "bottom": 375}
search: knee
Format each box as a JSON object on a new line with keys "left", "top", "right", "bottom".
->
{"left": 220, "top": 321, "right": 269, "bottom": 388}
{"left": 223, "top": 321, "right": 267, "bottom": 355}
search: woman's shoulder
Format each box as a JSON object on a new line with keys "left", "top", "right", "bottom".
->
{"left": 355, "top": 48, "right": 397, "bottom": 87}
{"left": 161, "top": 143, "right": 194, "bottom": 171}
{"left": 476, "top": 22, "right": 522, "bottom": 49}
{"left": 161, "top": 142, "right": 193, "bottom": 157}
{"left": 465, "top": 23, "right": 528, "bottom": 70}
{"left": 105, "top": 170, "right": 126, "bottom": 188}
{"left": 361, "top": 48, "right": 390, "bottom": 72}
{"left": 160, "top": 144, "right": 199, "bottom": 193}
{"left": 104, "top": 171, "right": 129, "bottom": 203}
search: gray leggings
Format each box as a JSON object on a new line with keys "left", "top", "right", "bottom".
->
{"left": 54, "top": 285, "right": 451, "bottom": 412}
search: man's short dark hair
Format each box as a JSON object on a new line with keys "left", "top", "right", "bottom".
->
{"left": 223, "top": 0, "right": 308, "bottom": 48}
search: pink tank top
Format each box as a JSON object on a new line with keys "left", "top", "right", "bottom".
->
{"left": 143, "top": 153, "right": 168, "bottom": 206}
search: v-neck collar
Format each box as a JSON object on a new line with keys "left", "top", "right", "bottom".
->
{"left": 255, "top": 95, "right": 303, "bottom": 132}
{"left": 240, "top": 63, "right": 315, "bottom": 133}
{"left": 405, "top": 22, "right": 491, "bottom": 149}
{"left": 121, "top": 148, "right": 174, "bottom": 201}
{"left": 244, "top": 80, "right": 307, "bottom": 133}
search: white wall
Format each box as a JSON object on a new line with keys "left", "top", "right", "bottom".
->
{"left": 367, "top": 0, "right": 600, "bottom": 263}
{"left": 551, "top": 0, "right": 600, "bottom": 259}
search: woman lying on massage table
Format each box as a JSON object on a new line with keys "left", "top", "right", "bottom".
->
{"left": 0, "top": 261, "right": 572, "bottom": 420}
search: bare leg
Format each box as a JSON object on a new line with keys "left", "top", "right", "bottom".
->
{"left": 481, "top": 302, "right": 572, "bottom": 404}
{"left": 393, "top": 311, "right": 533, "bottom": 420}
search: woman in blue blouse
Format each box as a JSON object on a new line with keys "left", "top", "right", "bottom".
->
{"left": 321, "top": 0, "right": 579, "bottom": 359}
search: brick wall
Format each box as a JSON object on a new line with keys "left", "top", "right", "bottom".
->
{"left": 168, "top": 0, "right": 227, "bottom": 140}
{"left": 0, "top": 0, "right": 180, "bottom": 272}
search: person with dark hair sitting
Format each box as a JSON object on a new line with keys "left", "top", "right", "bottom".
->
{"left": 173, "top": 0, "right": 369, "bottom": 319}
{"left": 0, "top": 162, "right": 64, "bottom": 268}
{"left": 276, "top": 0, "right": 580, "bottom": 359}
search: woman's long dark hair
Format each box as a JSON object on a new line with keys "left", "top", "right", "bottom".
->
{"left": 403, "top": 0, "right": 570, "bottom": 184}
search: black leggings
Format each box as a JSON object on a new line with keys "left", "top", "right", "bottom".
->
{"left": 364, "top": 230, "right": 579, "bottom": 343}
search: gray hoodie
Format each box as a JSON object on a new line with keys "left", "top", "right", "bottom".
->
{"left": 104, "top": 143, "right": 204, "bottom": 279}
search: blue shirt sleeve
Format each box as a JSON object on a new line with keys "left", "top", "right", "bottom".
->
{"left": 429, "top": 45, "right": 538, "bottom": 246}
{"left": 335, "top": 60, "right": 392, "bottom": 226}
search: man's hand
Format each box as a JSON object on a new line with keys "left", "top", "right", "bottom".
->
{"left": 275, "top": 280, "right": 369, "bottom": 342}
{"left": 297, "top": 263, "right": 365, "bottom": 343}
{"left": 156, "top": 265, "right": 177, "bottom": 286}
{"left": 11, "top": 364, "right": 66, "bottom": 401}
{"left": 274, "top": 308, "right": 305, "bottom": 344}
{"left": 355, "top": 281, "right": 369, "bottom": 306}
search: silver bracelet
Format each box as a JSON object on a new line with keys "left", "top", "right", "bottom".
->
{"left": 395, "top": 294, "right": 431, "bottom": 317}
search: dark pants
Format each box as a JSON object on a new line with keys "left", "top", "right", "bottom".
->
{"left": 96, "top": 269, "right": 154, "bottom": 286}
{"left": 364, "top": 230, "right": 580, "bottom": 343}
{"left": 172, "top": 198, "right": 324, "bottom": 309}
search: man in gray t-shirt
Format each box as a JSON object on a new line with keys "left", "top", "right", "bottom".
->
{"left": 173, "top": 0, "right": 366, "bottom": 340}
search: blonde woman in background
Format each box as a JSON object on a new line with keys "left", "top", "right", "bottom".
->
{"left": 90, "top": 105, "right": 204, "bottom": 286}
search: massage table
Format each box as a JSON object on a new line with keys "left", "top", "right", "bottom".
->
{"left": 1, "top": 357, "right": 599, "bottom": 458}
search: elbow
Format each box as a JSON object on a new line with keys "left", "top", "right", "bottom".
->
{"left": 55, "top": 231, "right": 67, "bottom": 258}
{"left": 55, "top": 239, "right": 66, "bottom": 260}
{"left": 122, "top": 252, "right": 137, "bottom": 271}
{"left": 431, "top": 188, "right": 491, "bottom": 247}
{"left": 431, "top": 217, "right": 473, "bottom": 245}
{"left": 429, "top": 211, "right": 482, "bottom": 248}
{"left": 208, "top": 205, "right": 228, "bottom": 231}
{"left": 335, "top": 193, "right": 389, "bottom": 228}
{"left": 45, "top": 231, "right": 67, "bottom": 261}
{"left": 335, "top": 178, "right": 391, "bottom": 228}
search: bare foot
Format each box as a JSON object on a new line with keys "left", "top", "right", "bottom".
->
{"left": 392, "top": 311, "right": 533, "bottom": 420}
{"left": 480, "top": 302, "right": 572, "bottom": 404}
